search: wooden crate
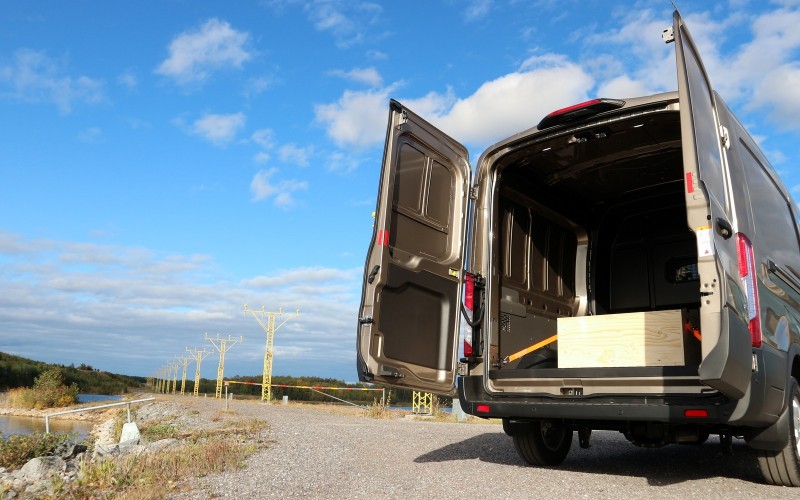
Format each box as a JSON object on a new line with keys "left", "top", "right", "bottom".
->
{"left": 557, "top": 310, "right": 685, "bottom": 368}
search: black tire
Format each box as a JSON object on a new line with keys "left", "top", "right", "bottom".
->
{"left": 512, "top": 419, "right": 572, "bottom": 466}
{"left": 757, "top": 377, "right": 800, "bottom": 486}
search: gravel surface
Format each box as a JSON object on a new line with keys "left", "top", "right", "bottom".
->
{"left": 128, "top": 394, "right": 793, "bottom": 500}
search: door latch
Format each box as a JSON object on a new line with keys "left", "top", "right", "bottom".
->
{"left": 367, "top": 264, "right": 380, "bottom": 284}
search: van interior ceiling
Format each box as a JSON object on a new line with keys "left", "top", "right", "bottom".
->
{"left": 492, "top": 107, "right": 703, "bottom": 371}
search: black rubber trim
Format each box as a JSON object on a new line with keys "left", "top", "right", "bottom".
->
{"left": 490, "top": 365, "right": 699, "bottom": 379}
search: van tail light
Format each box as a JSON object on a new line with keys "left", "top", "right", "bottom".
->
{"left": 464, "top": 273, "right": 475, "bottom": 312}
{"left": 736, "top": 233, "right": 762, "bottom": 347}
{"left": 463, "top": 273, "right": 475, "bottom": 357}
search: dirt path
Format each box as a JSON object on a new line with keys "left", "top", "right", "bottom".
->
{"left": 145, "top": 395, "right": 787, "bottom": 500}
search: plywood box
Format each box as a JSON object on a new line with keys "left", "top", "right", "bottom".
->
{"left": 557, "top": 310, "right": 684, "bottom": 368}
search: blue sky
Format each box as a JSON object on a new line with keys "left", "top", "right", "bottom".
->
{"left": 2, "top": 0, "right": 800, "bottom": 384}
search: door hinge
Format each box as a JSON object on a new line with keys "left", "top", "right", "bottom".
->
{"left": 662, "top": 26, "right": 675, "bottom": 44}
{"left": 396, "top": 110, "right": 408, "bottom": 130}
{"left": 719, "top": 125, "right": 730, "bottom": 149}
{"left": 358, "top": 316, "right": 373, "bottom": 325}
{"left": 469, "top": 186, "right": 479, "bottom": 200}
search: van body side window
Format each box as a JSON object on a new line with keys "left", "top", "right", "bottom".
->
{"left": 741, "top": 143, "right": 800, "bottom": 272}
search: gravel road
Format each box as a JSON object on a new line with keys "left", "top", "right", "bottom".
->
{"left": 148, "top": 395, "right": 792, "bottom": 499}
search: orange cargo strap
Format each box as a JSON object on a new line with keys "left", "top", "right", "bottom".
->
{"left": 503, "top": 334, "right": 558, "bottom": 364}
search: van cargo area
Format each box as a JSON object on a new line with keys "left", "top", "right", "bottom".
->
{"left": 485, "top": 100, "right": 705, "bottom": 394}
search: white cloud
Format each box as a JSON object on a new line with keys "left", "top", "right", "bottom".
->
{"left": 191, "top": 112, "right": 246, "bottom": 146}
{"left": 251, "top": 128, "right": 275, "bottom": 149}
{"left": 301, "top": 1, "right": 383, "bottom": 48}
{"left": 0, "top": 231, "right": 360, "bottom": 379}
{"left": 0, "top": 49, "right": 105, "bottom": 113}
{"left": 314, "top": 86, "right": 396, "bottom": 148}
{"left": 117, "top": 70, "right": 138, "bottom": 89}
{"left": 315, "top": 54, "right": 594, "bottom": 149}
{"left": 464, "top": 0, "right": 492, "bottom": 22}
{"left": 278, "top": 144, "right": 314, "bottom": 167}
{"left": 242, "top": 76, "right": 274, "bottom": 97}
{"left": 254, "top": 151, "right": 271, "bottom": 164}
{"left": 156, "top": 19, "right": 252, "bottom": 84}
{"left": 324, "top": 150, "right": 361, "bottom": 173}
{"left": 250, "top": 168, "right": 308, "bottom": 207}
{"left": 329, "top": 67, "right": 382, "bottom": 87}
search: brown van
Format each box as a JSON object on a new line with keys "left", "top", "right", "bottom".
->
{"left": 357, "top": 10, "right": 800, "bottom": 486}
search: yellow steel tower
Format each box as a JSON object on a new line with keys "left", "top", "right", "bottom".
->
{"left": 170, "top": 362, "right": 179, "bottom": 395}
{"left": 244, "top": 305, "right": 300, "bottom": 402}
{"left": 186, "top": 347, "right": 212, "bottom": 397}
{"left": 176, "top": 356, "right": 191, "bottom": 395}
{"left": 205, "top": 333, "right": 243, "bottom": 399}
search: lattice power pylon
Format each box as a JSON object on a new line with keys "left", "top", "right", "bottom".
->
{"left": 244, "top": 304, "right": 300, "bottom": 402}
{"left": 186, "top": 347, "right": 212, "bottom": 397}
{"left": 205, "top": 333, "right": 243, "bottom": 399}
{"left": 176, "top": 355, "right": 191, "bottom": 395}
{"left": 170, "top": 362, "right": 179, "bottom": 394}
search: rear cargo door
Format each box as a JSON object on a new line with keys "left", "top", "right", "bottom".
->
{"left": 356, "top": 100, "right": 470, "bottom": 395}
{"left": 673, "top": 11, "right": 751, "bottom": 398}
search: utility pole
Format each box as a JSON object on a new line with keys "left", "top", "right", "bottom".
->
{"left": 170, "top": 363, "right": 179, "bottom": 394}
{"left": 205, "top": 333, "right": 243, "bottom": 399}
{"left": 244, "top": 304, "right": 300, "bottom": 402}
{"left": 186, "top": 347, "right": 212, "bottom": 397}
{"left": 176, "top": 355, "right": 191, "bottom": 395}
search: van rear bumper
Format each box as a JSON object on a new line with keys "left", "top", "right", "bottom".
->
{"left": 458, "top": 375, "right": 738, "bottom": 425}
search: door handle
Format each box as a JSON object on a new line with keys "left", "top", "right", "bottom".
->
{"left": 715, "top": 217, "right": 733, "bottom": 239}
{"left": 367, "top": 265, "right": 380, "bottom": 284}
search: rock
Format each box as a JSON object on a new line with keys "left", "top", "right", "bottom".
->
{"left": 53, "top": 442, "right": 88, "bottom": 459}
{"left": 119, "top": 422, "right": 141, "bottom": 444}
{"left": 93, "top": 443, "right": 120, "bottom": 459}
{"left": 16, "top": 456, "right": 65, "bottom": 483}
{"left": 145, "top": 438, "right": 180, "bottom": 453}
{"left": 24, "top": 479, "right": 51, "bottom": 497}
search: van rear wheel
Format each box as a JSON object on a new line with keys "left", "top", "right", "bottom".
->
{"left": 757, "top": 377, "right": 800, "bottom": 486}
{"left": 512, "top": 419, "right": 572, "bottom": 466}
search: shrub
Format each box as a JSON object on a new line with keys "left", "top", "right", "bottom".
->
{"left": 5, "top": 368, "right": 79, "bottom": 409}
{"left": 0, "top": 432, "right": 74, "bottom": 471}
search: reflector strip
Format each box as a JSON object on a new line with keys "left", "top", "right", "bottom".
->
{"left": 684, "top": 409, "right": 708, "bottom": 418}
{"left": 377, "top": 229, "right": 390, "bottom": 246}
{"left": 685, "top": 172, "right": 694, "bottom": 193}
{"left": 476, "top": 404, "right": 490, "bottom": 413}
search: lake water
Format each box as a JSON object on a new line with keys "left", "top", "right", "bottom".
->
{"left": 0, "top": 394, "right": 122, "bottom": 438}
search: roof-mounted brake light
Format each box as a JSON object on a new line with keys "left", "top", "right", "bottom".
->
{"left": 538, "top": 98, "right": 626, "bottom": 130}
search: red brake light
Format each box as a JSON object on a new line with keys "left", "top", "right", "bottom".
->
{"left": 463, "top": 273, "right": 474, "bottom": 358}
{"left": 545, "top": 99, "right": 603, "bottom": 119}
{"left": 538, "top": 98, "right": 625, "bottom": 129}
{"left": 464, "top": 274, "right": 474, "bottom": 312}
{"left": 684, "top": 409, "right": 708, "bottom": 418}
{"left": 736, "top": 233, "right": 762, "bottom": 347}
{"left": 476, "top": 404, "right": 490, "bottom": 413}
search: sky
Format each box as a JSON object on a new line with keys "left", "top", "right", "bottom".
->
{"left": 2, "top": 0, "right": 800, "bottom": 384}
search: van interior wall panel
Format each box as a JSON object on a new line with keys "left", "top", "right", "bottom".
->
{"left": 492, "top": 110, "right": 704, "bottom": 372}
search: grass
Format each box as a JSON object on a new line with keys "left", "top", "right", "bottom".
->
{"left": 59, "top": 417, "right": 269, "bottom": 499}
{"left": 0, "top": 431, "right": 76, "bottom": 471}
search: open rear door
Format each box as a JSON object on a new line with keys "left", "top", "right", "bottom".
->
{"left": 357, "top": 100, "right": 470, "bottom": 395}
{"left": 673, "top": 11, "right": 751, "bottom": 399}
